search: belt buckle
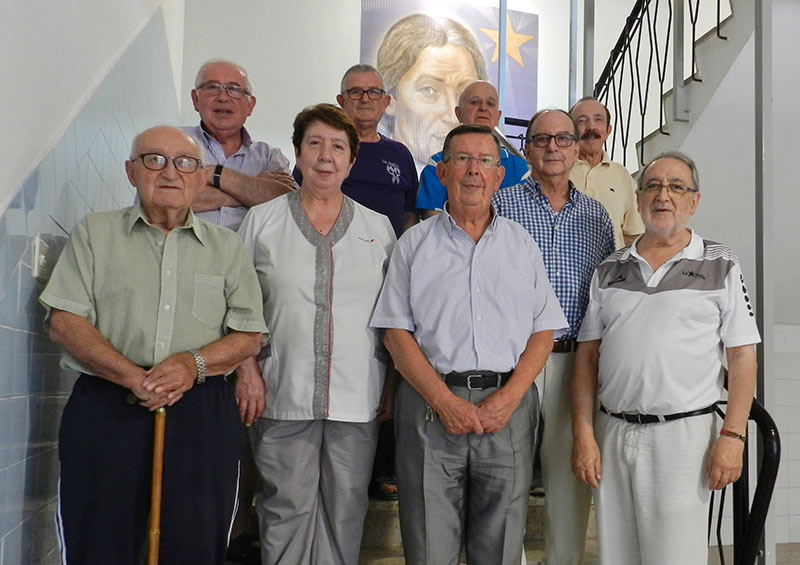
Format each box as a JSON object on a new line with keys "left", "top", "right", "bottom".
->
{"left": 466, "top": 374, "right": 482, "bottom": 391}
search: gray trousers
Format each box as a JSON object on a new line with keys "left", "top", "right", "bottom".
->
{"left": 250, "top": 418, "right": 379, "bottom": 565}
{"left": 395, "top": 379, "right": 538, "bottom": 565}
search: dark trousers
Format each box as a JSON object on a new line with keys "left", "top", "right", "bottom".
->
{"left": 57, "top": 374, "right": 241, "bottom": 565}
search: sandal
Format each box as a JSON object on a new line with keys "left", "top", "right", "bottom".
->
{"left": 369, "top": 475, "right": 399, "bottom": 501}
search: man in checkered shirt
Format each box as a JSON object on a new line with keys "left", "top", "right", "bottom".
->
{"left": 493, "top": 108, "right": 615, "bottom": 565}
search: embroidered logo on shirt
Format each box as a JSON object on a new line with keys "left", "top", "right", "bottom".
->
{"left": 358, "top": 237, "right": 375, "bottom": 243}
{"left": 383, "top": 160, "right": 401, "bottom": 184}
{"left": 682, "top": 270, "right": 706, "bottom": 280}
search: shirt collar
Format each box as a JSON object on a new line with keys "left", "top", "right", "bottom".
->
{"left": 440, "top": 201, "right": 499, "bottom": 239}
{"left": 198, "top": 121, "right": 253, "bottom": 149}
{"left": 576, "top": 150, "right": 611, "bottom": 168}
{"left": 625, "top": 228, "right": 699, "bottom": 262}
{"left": 125, "top": 203, "right": 207, "bottom": 245}
{"left": 525, "top": 177, "right": 579, "bottom": 203}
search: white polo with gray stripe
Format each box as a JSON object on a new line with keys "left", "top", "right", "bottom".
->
{"left": 577, "top": 230, "right": 761, "bottom": 415}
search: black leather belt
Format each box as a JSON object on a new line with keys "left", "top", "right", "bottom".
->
{"left": 444, "top": 370, "right": 512, "bottom": 390}
{"left": 600, "top": 403, "right": 717, "bottom": 424}
{"left": 552, "top": 340, "right": 578, "bottom": 353}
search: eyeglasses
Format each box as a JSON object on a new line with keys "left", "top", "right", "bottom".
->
{"left": 640, "top": 182, "right": 698, "bottom": 194}
{"left": 526, "top": 133, "right": 576, "bottom": 148}
{"left": 344, "top": 87, "right": 386, "bottom": 100}
{"left": 134, "top": 153, "right": 202, "bottom": 174}
{"left": 196, "top": 82, "right": 251, "bottom": 99}
{"left": 443, "top": 153, "right": 500, "bottom": 170}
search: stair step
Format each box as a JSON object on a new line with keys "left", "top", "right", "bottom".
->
{"left": 361, "top": 494, "right": 596, "bottom": 551}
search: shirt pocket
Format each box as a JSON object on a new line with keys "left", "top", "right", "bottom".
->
{"left": 192, "top": 273, "right": 227, "bottom": 328}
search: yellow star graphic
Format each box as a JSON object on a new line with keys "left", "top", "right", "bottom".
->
{"left": 481, "top": 15, "right": 534, "bottom": 67}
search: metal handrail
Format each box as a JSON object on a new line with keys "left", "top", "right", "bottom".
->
{"left": 589, "top": 0, "right": 731, "bottom": 168}
{"left": 709, "top": 397, "right": 781, "bottom": 564}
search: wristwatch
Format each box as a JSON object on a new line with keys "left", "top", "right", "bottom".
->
{"left": 188, "top": 349, "right": 207, "bottom": 384}
{"left": 212, "top": 164, "right": 224, "bottom": 189}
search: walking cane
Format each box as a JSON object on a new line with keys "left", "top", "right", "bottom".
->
{"left": 148, "top": 407, "right": 167, "bottom": 565}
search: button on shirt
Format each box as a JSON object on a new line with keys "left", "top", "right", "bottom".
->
{"left": 370, "top": 207, "right": 567, "bottom": 374}
{"left": 39, "top": 205, "right": 267, "bottom": 373}
{"left": 183, "top": 124, "right": 291, "bottom": 231}
{"left": 493, "top": 178, "right": 615, "bottom": 341}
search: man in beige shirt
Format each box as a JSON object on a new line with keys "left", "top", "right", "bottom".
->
{"left": 40, "top": 126, "right": 266, "bottom": 564}
{"left": 570, "top": 97, "right": 644, "bottom": 248}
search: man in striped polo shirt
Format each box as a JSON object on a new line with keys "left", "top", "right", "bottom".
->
{"left": 571, "top": 152, "right": 760, "bottom": 563}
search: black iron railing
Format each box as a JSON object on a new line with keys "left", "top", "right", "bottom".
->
{"left": 709, "top": 396, "right": 780, "bottom": 564}
{"left": 592, "top": 0, "right": 731, "bottom": 168}
{"left": 504, "top": 1, "right": 733, "bottom": 167}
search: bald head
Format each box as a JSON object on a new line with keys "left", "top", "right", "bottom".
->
{"left": 126, "top": 126, "right": 206, "bottom": 218}
{"left": 129, "top": 126, "right": 201, "bottom": 160}
{"left": 455, "top": 81, "right": 501, "bottom": 129}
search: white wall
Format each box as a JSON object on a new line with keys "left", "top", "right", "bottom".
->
{"left": 679, "top": 35, "right": 756, "bottom": 287}
{"left": 771, "top": 0, "right": 800, "bottom": 326}
{"left": 0, "top": 0, "right": 185, "bottom": 214}
{"left": 181, "top": 0, "right": 573, "bottom": 166}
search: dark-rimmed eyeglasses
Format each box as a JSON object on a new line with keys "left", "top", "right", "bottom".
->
{"left": 344, "top": 87, "right": 386, "bottom": 100}
{"left": 134, "top": 153, "right": 202, "bottom": 174}
{"left": 640, "top": 182, "right": 698, "bottom": 194}
{"left": 196, "top": 82, "right": 251, "bottom": 99}
{"left": 443, "top": 153, "right": 500, "bottom": 170}
{"left": 526, "top": 133, "right": 576, "bottom": 148}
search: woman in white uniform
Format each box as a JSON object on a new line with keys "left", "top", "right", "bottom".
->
{"left": 237, "top": 103, "right": 396, "bottom": 565}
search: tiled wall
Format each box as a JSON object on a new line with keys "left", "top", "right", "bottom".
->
{"left": 0, "top": 13, "right": 178, "bottom": 563}
{"left": 772, "top": 323, "right": 800, "bottom": 543}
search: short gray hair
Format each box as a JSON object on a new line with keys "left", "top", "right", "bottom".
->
{"left": 194, "top": 59, "right": 253, "bottom": 93}
{"left": 442, "top": 124, "right": 501, "bottom": 161}
{"left": 340, "top": 64, "right": 384, "bottom": 93}
{"left": 638, "top": 151, "right": 700, "bottom": 192}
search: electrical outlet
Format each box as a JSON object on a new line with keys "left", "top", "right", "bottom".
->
{"left": 32, "top": 235, "right": 50, "bottom": 283}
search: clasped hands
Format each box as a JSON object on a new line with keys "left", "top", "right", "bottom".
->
{"left": 437, "top": 389, "right": 520, "bottom": 436}
{"left": 130, "top": 352, "right": 198, "bottom": 411}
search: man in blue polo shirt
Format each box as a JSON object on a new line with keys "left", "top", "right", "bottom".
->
{"left": 415, "top": 81, "right": 529, "bottom": 218}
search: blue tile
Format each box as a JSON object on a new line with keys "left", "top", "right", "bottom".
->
{"left": 11, "top": 321, "right": 33, "bottom": 397}
{"left": 17, "top": 260, "right": 41, "bottom": 333}
{"left": 0, "top": 328, "right": 16, "bottom": 398}
{"left": 1, "top": 518, "right": 23, "bottom": 564}
{"left": 21, "top": 170, "right": 45, "bottom": 239}
{"left": 0, "top": 261, "right": 24, "bottom": 329}
{"left": 62, "top": 125, "right": 79, "bottom": 191}
{"left": 50, "top": 181, "right": 89, "bottom": 236}
{"left": 4, "top": 199, "right": 28, "bottom": 248}
{"left": 35, "top": 153, "right": 58, "bottom": 236}
{"left": 0, "top": 469, "right": 7, "bottom": 535}
{"left": 4, "top": 460, "right": 25, "bottom": 533}
{"left": 7, "top": 397, "right": 29, "bottom": 465}
{"left": 0, "top": 398, "right": 10, "bottom": 470}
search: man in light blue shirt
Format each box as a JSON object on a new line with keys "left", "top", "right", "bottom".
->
{"left": 371, "top": 124, "right": 567, "bottom": 565}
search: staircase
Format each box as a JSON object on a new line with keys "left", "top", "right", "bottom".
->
{"left": 639, "top": 0, "right": 754, "bottom": 163}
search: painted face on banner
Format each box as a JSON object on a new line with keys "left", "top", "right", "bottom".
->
{"left": 387, "top": 43, "right": 479, "bottom": 169}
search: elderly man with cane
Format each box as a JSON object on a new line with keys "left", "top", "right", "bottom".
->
{"left": 40, "top": 126, "right": 266, "bottom": 565}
